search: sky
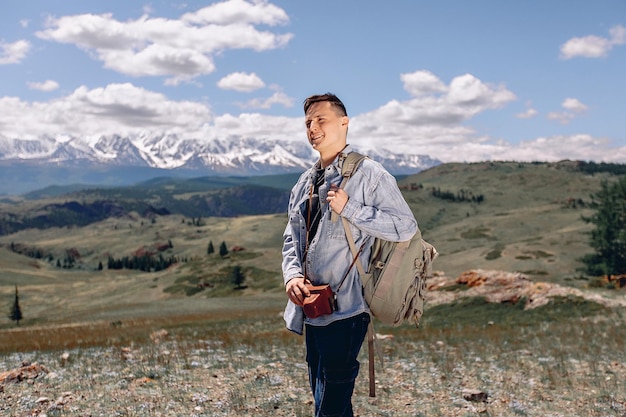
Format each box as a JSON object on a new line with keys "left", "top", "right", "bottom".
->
{"left": 0, "top": 0, "right": 625, "bottom": 163}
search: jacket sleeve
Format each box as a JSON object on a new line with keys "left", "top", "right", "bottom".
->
{"left": 281, "top": 221, "right": 304, "bottom": 285}
{"left": 340, "top": 162, "right": 418, "bottom": 242}
{"left": 281, "top": 182, "right": 306, "bottom": 285}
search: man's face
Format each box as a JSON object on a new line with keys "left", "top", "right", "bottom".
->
{"left": 305, "top": 101, "right": 349, "bottom": 154}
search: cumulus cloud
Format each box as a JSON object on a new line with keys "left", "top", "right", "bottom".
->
{"left": 547, "top": 97, "right": 588, "bottom": 124}
{"left": 0, "top": 39, "right": 31, "bottom": 65}
{"left": 560, "top": 25, "right": 626, "bottom": 59}
{"left": 0, "top": 83, "right": 212, "bottom": 139}
{"left": 35, "top": 0, "right": 293, "bottom": 84}
{"left": 401, "top": 70, "right": 447, "bottom": 97}
{"left": 208, "top": 112, "right": 301, "bottom": 141}
{"left": 181, "top": 0, "right": 289, "bottom": 25}
{"left": 516, "top": 108, "right": 538, "bottom": 119}
{"left": 1, "top": 73, "right": 623, "bottom": 164}
{"left": 238, "top": 90, "right": 294, "bottom": 109}
{"left": 27, "top": 80, "right": 60, "bottom": 92}
{"left": 562, "top": 97, "right": 588, "bottom": 112}
{"left": 217, "top": 72, "right": 265, "bottom": 92}
{"left": 352, "top": 71, "right": 515, "bottom": 142}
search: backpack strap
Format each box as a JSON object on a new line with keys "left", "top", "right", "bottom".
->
{"left": 330, "top": 152, "right": 368, "bottom": 223}
{"left": 333, "top": 151, "right": 383, "bottom": 397}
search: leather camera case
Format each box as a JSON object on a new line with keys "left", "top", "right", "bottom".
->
{"left": 302, "top": 284, "right": 336, "bottom": 318}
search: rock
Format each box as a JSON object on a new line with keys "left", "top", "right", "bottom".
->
{"left": 463, "top": 388, "right": 489, "bottom": 403}
{"left": 426, "top": 269, "right": 626, "bottom": 309}
{"left": 150, "top": 329, "right": 169, "bottom": 343}
{"left": 0, "top": 362, "right": 49, "bottom": 384}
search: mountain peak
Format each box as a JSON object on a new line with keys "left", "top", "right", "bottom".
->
{"left": 0, "top": 134, "right": 440, "bottom": 195}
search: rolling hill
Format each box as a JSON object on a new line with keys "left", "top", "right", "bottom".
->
{"left": 0, "top": 160, "right": 623, "bottom": 328}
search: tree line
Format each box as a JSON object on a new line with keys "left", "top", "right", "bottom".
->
{"left": 430, "top": 187, "right": 484, "bottom": 203}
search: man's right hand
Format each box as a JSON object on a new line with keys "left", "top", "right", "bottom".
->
{"left": 286, "top": 277, "right": 311, "bottom": 306}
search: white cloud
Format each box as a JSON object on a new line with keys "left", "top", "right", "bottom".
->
{"left": 208, "top": 112, "right": 301, "bottom": 141}
{"left": 35, "top": 0, "right": 293, "bottom": 83}
{"left": 238, "top": 91, "right": 294, "bottom": 109}
{"left": 516, "top": 108, "right": 538, "bottom": 119}
{"left": 562, "top": 97, "right": 588, "bottom": 112}
{"left": 345, "top": 72, "right": 518, "bottom": 160}
{"left": 217, "top": 72, "right": 265, "bottom": 92}
{"left": 560, "top": 25, "right": 626, "bottom": 59}
{"left": 27, "top": 80, "right": 60, "bottom": 92}
{"left": 20, "top": 19, "right": 30, "bottom": 28}
{"left": 1, "top": 73, "right": 623, "bottom": 165}
{"left": 0, "top": 39, "right": 31, "bottom": 65}
{"left": 547, "top": 111, "right": 574, "bottom": 125}
{"left": 0, "top": 83, "right": 212, "bottom": 139}
{"left": 547, "top": 98, "right": 588, "bottom": 124}
{"left": 357, "top": 72, "right": 516, "bottom": 133}
{"left": 401, "top": 70, "right": 447, "bottom": 97}
{"left": 181, "top": 0, "right": 289, "bottom": 26}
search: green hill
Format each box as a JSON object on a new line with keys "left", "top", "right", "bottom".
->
{"left": 399, "top": 160, "right": 619, "bottom": 281}
{"left": 0, "top": 160, "right": 623, "bottom": 328}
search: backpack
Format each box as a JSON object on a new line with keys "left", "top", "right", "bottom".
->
{"left": 336, "top": 152, "right": 438, "bottom": 327}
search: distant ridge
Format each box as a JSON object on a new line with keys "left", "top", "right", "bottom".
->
{"left": 0, "top": 134, "right": 440, "bottom": 195}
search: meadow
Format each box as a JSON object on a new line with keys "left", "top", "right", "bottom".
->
{"left": 1, "top": 161, "right": 625, "bottom": 416}
{"left": 1, "top": 293, "right": 625, "bottom": 416}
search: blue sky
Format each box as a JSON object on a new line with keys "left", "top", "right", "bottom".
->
{"left": 0, "top": 0, "right": 624, "bottom": 163}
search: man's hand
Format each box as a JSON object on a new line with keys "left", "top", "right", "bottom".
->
{"left": 286, "top": 277, "right": 311, "bottom": 306}
{"left": 327, "top": 184, "right": 348, "bottom": 214}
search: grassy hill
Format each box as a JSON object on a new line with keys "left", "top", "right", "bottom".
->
{"left": 0, "top": 160, "right": 623, "bottom": 329}
{"left": 399, "top": 160, "right": 616, "bottom": 282}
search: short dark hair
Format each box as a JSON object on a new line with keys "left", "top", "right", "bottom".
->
{"left": 303, "top": 93, "right": 347, "bottom": 117}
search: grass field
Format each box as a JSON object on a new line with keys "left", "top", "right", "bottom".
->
{"left": 1, "top": 293, "right": 625, "bottom": 416}
{"left": 1, "top": 161, "right": 625, "bottom": 415}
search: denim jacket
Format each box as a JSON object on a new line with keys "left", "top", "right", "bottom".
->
{"left": 282, "top": 146, "right": 418, "bottom": 334}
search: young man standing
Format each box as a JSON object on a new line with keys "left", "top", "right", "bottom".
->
{"left": 282, "top": 93, "right": 418, "bottom": 416}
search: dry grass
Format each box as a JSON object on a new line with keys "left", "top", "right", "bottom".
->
{"left": 2, "top": 295, "right": 626, "bottom": 417}
{"left": 1, "top": 163, "right": 625, "bottom": 415}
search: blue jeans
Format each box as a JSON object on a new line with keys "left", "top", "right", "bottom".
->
{"left": 305, "top": 312, "right": 370, "bottom": 417}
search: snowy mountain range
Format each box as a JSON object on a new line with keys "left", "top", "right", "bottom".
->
{"left": 0, "top": 134, "right": 440, "bottom": 195}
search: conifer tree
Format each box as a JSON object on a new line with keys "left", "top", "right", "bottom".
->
{"left": 581, "top": 176, "right": 626, "bottom": 278}
{"left": 207, "top": 241, "right": 214, "bottom": 255}
{"left": 231, "top": 265, "right": 246, "bottom": 289}
{"left": 219, "top": 241, "right": 229, "bottom": 258}
{"left": 9, "top": 285, "right": 23, "bottom": 326}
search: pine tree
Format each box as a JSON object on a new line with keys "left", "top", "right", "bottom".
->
{"left": 219, "top": 241, "right": 229, "bottom": 258}
{"left": 9, "top": 285, "right": 23, "bottom": 326}
{"left": 207, "top": 241, "right": 214, "bottom": 255}
{"left": 581, "top": 176, "right": 626, "bottom": 278}
{"left": 231, "top": 265, "right": 246, "bottom": 289}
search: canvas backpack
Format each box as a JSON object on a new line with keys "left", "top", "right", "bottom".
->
{"left": 335, "top": 152, "right": 438, "bottom": 327}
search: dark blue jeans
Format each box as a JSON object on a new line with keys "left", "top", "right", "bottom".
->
{"left": 305, "top": 312, "right": 370, "bottom": 417}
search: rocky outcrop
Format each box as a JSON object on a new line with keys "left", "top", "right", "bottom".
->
{"left": 427, "top": 269, "right": 626, "bottom": 309}
{"left": 0, "top": 362, "right": 48, "bottom": 385}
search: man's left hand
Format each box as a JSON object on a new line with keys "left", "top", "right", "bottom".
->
{"left": 327, "top": 186, "right": 348, "bottom": 214}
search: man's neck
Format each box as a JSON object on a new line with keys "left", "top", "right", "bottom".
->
{"left": 318, "top": 144, "right": 348, "bottom": 168}
{"left": 319, "top": 153, "right": 338, "bottom": 169}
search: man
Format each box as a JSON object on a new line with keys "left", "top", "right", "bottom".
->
{"left": 282, "top": 93, "right": 417, "bottom": 416}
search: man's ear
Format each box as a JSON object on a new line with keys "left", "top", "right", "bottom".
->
{"left": 341, "top": 116, "right": 349, "bottom": 127}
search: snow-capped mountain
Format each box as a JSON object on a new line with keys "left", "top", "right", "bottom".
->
{"left": 0, "top": 134, "right": 441, "bottom": 195}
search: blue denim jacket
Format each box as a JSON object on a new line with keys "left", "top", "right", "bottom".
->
{"left": 282, "top": 146, "right": 418, "bottom": 334}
